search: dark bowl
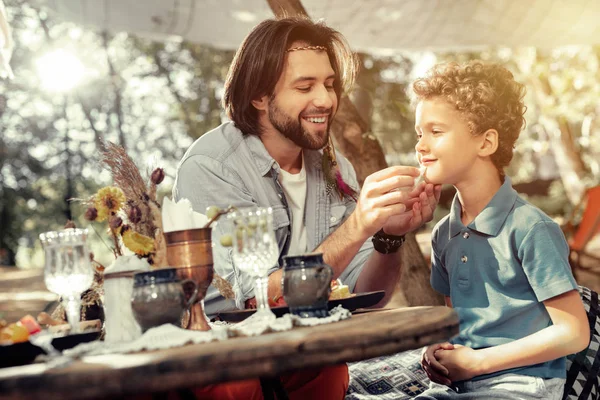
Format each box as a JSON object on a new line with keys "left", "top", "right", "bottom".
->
{"left": 0, "top": 331, "right": 101, "bottom": 369}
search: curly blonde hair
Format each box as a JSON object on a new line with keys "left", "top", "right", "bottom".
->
{"left": 412, "top": 61, "right": 526, "bottom": 175}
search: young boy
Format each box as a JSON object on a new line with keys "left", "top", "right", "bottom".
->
{"left": 412, "top": 61, "right": 590, "bottom": 399}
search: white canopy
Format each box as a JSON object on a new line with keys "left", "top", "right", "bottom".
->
{"left": 38, "top": 0, "right": 600, "bottom": 52}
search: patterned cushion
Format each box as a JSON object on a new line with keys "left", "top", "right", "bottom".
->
{"left": 347, "top": 348, "right": 429, "bottom": 399}
{"left": 564, "top": 286, "right": 600, "bottom": 400}
{"left": 347, "top": 286, "right": 600, "bottom": 400}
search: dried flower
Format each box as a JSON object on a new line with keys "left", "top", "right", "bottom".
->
{"left": 150, "top": 168, "right": 165, "bottom": 185}
{"left": 109, "top": 216, "right": 123, "bottom": 230}
{"left": 122, "top": 229, "right": 155, "bottom": 256}
{"left": 95, "top": 186, "right": 126, "bottom": 222}
{"left": 128, "top": 205, "right": 142, "bottom": 224}
{"left": 89, "top": 142, "right": 167, "bottom": 268}
{"left": 85, "top": 207, "right": 98, "bottom": 221}
{"left": 101, "top": 142, "right": 148, "bottom": 209}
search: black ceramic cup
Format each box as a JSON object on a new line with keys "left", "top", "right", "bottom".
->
{"left": 282, "top": 253, "right": 333, "bottom": 318}
{"left": 131, "top": 268, "right": 198, "bottom": 332}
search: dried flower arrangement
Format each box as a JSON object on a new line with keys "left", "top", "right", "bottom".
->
{"left": 48, "top": 142, "right": 239, "bottom": 327}
{"left": 85, "top": 142, "right": 234, "bottom": 300}
{"left": 49, "top": 142, "right": 165, "bottom": 327}
{"left": 83, "top": 142, "right": 168, "bottom": 268}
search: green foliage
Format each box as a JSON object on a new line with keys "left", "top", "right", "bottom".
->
{"left": 0, "top": 1, "right": 234, "bottom": 266}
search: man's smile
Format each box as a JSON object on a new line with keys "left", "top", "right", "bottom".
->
{"left": 302, "top": 115, "right": 328, "bottom": 124}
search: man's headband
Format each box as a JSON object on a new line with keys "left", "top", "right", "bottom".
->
{"left": 286, "top": 45, "right": 327, "bottom": 53}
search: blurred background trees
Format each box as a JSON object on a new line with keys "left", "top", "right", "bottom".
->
{"left": 1, "top": 0, "right": 599, "bottom": 267}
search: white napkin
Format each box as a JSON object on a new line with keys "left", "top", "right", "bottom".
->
{"left": 161, "top": 197, "right": 210, "bottom": 233}
{"left": 63, "top": 306, "right": 352, "bottom": 357}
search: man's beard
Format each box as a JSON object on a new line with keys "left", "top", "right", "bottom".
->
{"left": 268, "top": 97, "right": 331, "bottom": 150}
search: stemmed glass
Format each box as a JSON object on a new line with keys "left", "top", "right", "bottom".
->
{"left": 227, "top": 207, "right": 279, "bottom": 323}
{"left": 39, "top": 228, "right": 94, "bottom": 334}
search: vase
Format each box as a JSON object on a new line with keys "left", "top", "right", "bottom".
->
{"left": 103, "top": 255, "right": 150, "bottom": 342}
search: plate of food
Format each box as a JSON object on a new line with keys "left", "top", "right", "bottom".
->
{"left": 0, "top": 315, "right": 101, "bottom": 369}
{"left": 216, "top": 285, "right": 385, "bottom": 323}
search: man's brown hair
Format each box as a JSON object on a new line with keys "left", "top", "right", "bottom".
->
{"left": 412, "top": 61, "right": 526, "bottom": 175}
{"left": 223, "top": 17, "right": 358, "bottom": 136}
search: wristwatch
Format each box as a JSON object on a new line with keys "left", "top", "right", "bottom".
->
{"left": 372, "top": 229, "right": 405, "bottom": 254}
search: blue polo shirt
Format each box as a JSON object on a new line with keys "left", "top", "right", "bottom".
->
{"left": 430, "top": 176, "right": 577, "bottom": 381}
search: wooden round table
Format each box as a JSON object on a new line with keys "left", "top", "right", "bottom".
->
{"left": 0, "top": 307, "right": 458, "bottom": 400}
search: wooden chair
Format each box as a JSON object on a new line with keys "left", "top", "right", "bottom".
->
{"left": 563, "top": 186, "right": 600, "bottom": 276}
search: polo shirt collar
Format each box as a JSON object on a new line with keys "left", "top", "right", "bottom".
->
{"left": 448, "top": 176, "right": 518, "bottom": 238}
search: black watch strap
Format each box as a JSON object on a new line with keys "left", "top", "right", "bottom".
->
{"left": 372, "top": 229, "right": 405, "bottom": 254}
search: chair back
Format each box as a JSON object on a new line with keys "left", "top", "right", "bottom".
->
{"left": 570, "top": 186, "right": 600, "bottom": 252}
{"left": 564, "top": 285, "right": 600, "bottom": 400}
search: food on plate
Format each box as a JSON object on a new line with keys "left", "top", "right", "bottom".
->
{"left": 268, "top": 295, "right": 287, "bottom": 307}
{"left": 330, "top": 285, "right": 351, "bottom": 300}
{"left": 329, "top": 279, "right": 353, "bottom": 300}
{"left": 0, "top": 312, "right": 101, "bottom": 345}
{"left": 36, "top": 312, "right": 64, "bottom": 327}
{"left": 19, "top": 315, "right": 42, "bottom": 335}
{"left": 48, "top": 319, "right": 102, "bottom": 334}
{"left": 0, "top": 322, "right": 30, "bottom": 344}
{"left": 0, "top": 314, "right": 46, "bottom": 345}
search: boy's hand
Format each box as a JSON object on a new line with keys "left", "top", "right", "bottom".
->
{"left": 420, "top": 342, "right": 454, "bottom": 386}
{"left": 435, "top": 344, "right": 485, "bottom": 382}
{"left": 382, "top": 182, "right": 442, "bottom": 236}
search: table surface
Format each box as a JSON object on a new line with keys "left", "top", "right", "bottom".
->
{"left": 0, "top": 306, "right": 458, "bottom": 400}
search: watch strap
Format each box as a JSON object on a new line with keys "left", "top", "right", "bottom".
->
{"left": 371, "top": 229, "right": 405, "bottom": 254}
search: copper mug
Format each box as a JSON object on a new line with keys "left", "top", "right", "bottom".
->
{"left": 164, "top": 228, "right": 214, "bottom": 331}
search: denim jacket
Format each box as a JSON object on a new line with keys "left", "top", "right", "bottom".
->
{"left": 173, "top": 122, "right": 373, "bottom": 316}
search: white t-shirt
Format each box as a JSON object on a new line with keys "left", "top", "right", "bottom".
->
{"left": 278, "top": 157, "right": 308, "bottom": 256}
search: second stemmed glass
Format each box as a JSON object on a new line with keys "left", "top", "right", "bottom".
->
{"left": 39, "top": 228, "right": 94, "bottom": 334}
{"left": 227, "top": 207, "right": 279, "bottom": 323}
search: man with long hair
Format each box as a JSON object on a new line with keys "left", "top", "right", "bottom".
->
{"left": 174, "top": 17, "right": 441, "bottom": 399}
{"left": 176, "top": 17, "right": 440, "bottom": 318}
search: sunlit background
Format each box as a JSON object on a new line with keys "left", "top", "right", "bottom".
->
{"left": 0, "top": 0, "right": 599, "bottom": 271}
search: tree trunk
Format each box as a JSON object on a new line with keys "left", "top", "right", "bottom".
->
{"left": 266, "top": 0, "right": 309, "bottom": 17}
{"left": 330, "top": 97, "right": 388, "bottom": 186}
{"left": 266, "top": 0, "right": 443, "bottom": 307}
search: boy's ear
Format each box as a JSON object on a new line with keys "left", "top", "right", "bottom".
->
{"left": 251, "top": 95, "right": 268, "bottom": 111}
{"left": 479, "top": 129, "right": 499, "bottom": 157}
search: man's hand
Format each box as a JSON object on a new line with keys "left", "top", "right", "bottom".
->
{"left": 435, "top": 344, "right": 485, "bottom": 382}
{"left": 421, "top": 342, "right": 454, "bottom": 386}
{"left": 352, "top": 166, "right": 421, "bottom": 239}
{"left": 382, "top": 182, "right": 442, "bottom": 236}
